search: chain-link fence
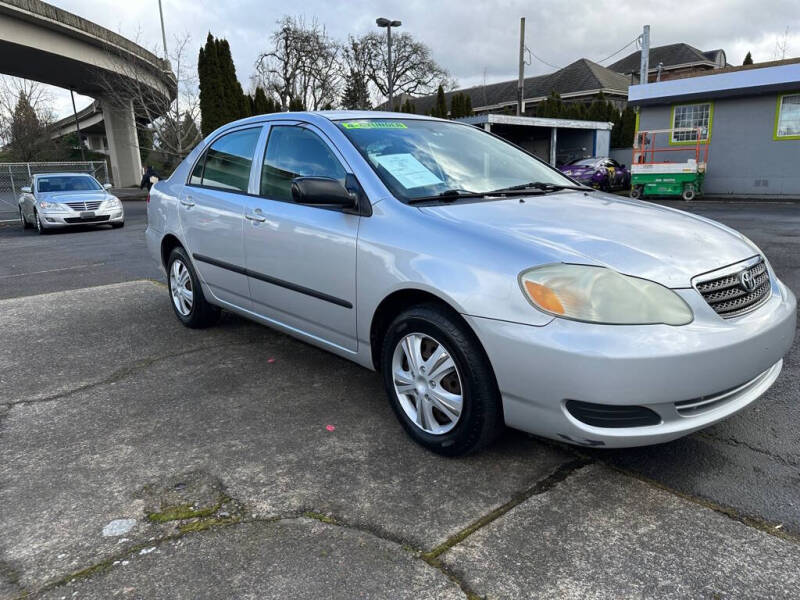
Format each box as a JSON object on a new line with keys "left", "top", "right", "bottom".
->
{"left": 0, "top": 162, "right": 110, "bottom": 222}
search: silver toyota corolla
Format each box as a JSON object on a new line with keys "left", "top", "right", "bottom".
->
{"left": 18, "top": 173, "right": 125, "bottom": 233}
{"left": 146, "top": 111, "right": 796, "bottom": 455}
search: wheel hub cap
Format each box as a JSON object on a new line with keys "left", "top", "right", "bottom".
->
{"left": 392, "top": 333, "right": 463, "bottom": 435}
{"left": 170, "top": 260, "right": 193, "bottom": 316}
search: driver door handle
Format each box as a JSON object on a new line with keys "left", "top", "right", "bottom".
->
{"left": 245, "top": 212, "right": 266, "bottom": 223}
{"left": 180, "top": 197, "right": 195, "bottom": 207}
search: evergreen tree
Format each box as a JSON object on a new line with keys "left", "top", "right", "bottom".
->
{"left": 252, "top": 86, "right": 275, "bottom": 115}
{"left": 432, "top": 85, "right": 447, "bottom": 118}
{"left": 198, "top": 33, "right": 250, "bottom": 136}
{"left": 743, "top": 51, "right": 754, "bottom": 65}
{"left": 288, "top": 97, "right": 306, "bottom": 111}
{"left": 341, "top": 70, "right": 371, "bottom": 110}
{"left": 400, "top": 98, "right": 416, "bottom": 113}
{"left": 536, "top": 91, "right": 564, "bottom": 118}
{"left": 463, "top": 94, "right": 473, "bottom": 117}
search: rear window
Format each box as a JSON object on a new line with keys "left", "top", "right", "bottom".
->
{"left": 191, "top": 127, "right": 261, "bottom": 193}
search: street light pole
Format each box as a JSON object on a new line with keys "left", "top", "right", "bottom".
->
{"left": 158, "top": 0, "right": 168, "bottom": 59}
{"left": 376, "top": 18, "right": 402, "bottom": 111}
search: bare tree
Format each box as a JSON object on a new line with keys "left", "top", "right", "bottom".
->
{"left": 773, "top": 26, "right": 791, "bottom": 60}
{"left": 356, "top": 31, "right": 453, "bottom": 106}
{"left": 0, "top": 78, "right": 55, "bottom": 147}
{"left": 94, "top": 31, "right": 200, "bottom": 168}
{"left": 254, "top": 16, "right": 342, "bottom": 110}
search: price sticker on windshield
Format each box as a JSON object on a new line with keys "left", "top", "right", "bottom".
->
{"left": 373, "top": 153, "right": 444, "bottom": 189}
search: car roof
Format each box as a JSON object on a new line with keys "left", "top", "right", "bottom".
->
{"left": 34, "top": 172, "right": 97, "bottom": 178}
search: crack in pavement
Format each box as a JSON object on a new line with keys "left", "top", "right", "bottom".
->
{"left": 15, "top": 461, "right": 593, "bottom": 600}
{"left": 4, "top": 339, "right": 275, "bottom": 409}
{"left": 697, "top": 431, "right": 800, "bottom": 468}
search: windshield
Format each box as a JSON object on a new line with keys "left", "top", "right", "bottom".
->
{"left": 336, "top": 118, "right": 575, "bottom": 202}
{"left": 567, "top": 158, "right": 599, "bottom": 167}
{"left": 37, "top": 175, "right": 102, "bottom": 193}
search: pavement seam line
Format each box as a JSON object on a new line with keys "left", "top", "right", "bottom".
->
{"left": 26, "top": 511, "right": 471, "bottom": 600}
{"left": 422, "top": 457, "right": 592, "bottom": 562}
{"left": 593, "top": 458, "right": 800, "bottom": 544}
{"left": 4, "top": 339, "right": 273, "bottom": 408}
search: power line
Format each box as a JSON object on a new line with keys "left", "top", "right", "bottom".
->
{"left": 593, "top": 36, "right": 642, "bottom": 64}
{"left": 527, "top": 34, "right": 643, "bottom": 73}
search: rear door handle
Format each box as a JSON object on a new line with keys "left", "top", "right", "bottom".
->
{"left": 180, "top": 197, "right": 195, "bottom": 207}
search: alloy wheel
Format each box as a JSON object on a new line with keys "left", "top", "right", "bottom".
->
{"left": 392, "top": 332, "right": 463, "bottom": 435}
{"left": 170, "top": 259, "right": 194, "bottom": 316}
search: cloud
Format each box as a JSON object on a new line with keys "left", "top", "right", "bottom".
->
{"left": 19, "top": 0, "right": 800, "bottom": 117}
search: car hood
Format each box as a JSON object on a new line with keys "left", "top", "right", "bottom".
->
{"left": 419, "top": 192, "right": 756, "bottom": 288}
{"left": 37, "top": 191, "right": 109, "bottom": 202}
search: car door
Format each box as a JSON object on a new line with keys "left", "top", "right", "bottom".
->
{"left": 180, "top": 125, "right": 262, "bottom": 310}
{"left": 243, "top": 122, "right": 359, "bottom": 352}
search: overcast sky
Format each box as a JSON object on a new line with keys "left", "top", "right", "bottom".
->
{"left": 38, "top": 0, "right": 800, "bottom": 117}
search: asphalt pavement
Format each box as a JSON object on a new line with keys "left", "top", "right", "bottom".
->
{"left": 0, "top": 198, "right": 798, "bottom": 599}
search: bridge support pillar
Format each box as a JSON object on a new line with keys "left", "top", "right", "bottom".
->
{"left": 101, "top": 98, "right": 141, "bottom": 187}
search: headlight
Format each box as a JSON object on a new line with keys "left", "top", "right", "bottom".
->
{"left": 38, "top": 200, "right": 68, "bottom": 212}
{"left": 519, "top": 264, "right": 693, "bottom": 325}
{"left": 102, "top": 196, "right": 121, "bottom": 209}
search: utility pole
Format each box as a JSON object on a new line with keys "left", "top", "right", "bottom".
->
{"left": 70, "top": 89, "right": 86, "bottom": 162}
{"left": 639, "top": 24, "right": 650, "bottom": 84}
{"left": 517, "top": 17, "right": 526, "bottom": 116}
{"left": 158, "top": 0, "right": 168, "bottom": 59}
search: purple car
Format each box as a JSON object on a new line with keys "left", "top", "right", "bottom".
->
{"left": 559, "top": 157, "right": 630, "bottom": 190}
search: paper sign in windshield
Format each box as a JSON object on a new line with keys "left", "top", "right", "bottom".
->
{"left": 373, "top": 153, "right": 443, "bottom": 189}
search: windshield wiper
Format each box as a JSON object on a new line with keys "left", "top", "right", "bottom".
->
{"left": 489, "top": 181, "right": 591, "bottom": 194}
{"left": 407, "top": 189, "right": 488, "bottom": 204}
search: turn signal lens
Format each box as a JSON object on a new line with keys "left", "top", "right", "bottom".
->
{"left": 523, "top": 281, "right": 564, "bottom": 314}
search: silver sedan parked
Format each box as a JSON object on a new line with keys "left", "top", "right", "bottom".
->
{"left": 18, "top": 173, "right": 125, "bottom": 233}
{"left": 146, "top": 111, "right": 796, "bottom": 455}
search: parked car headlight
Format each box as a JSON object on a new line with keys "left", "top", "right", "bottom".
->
{"left": 102, "top": 196, "right": 121, "bottom": 209}
{"left": 519, "top": 264, "right": 693, "bottom": 325}
{"left": 38, "top": 200, "right": 69, "bottom": 212}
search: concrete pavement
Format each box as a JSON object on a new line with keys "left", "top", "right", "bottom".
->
{"left": 0, "top": 199, "right": 799, "bottom": 598}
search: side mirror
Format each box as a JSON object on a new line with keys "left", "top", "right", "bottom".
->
{"left": 20, "top": 186, "right": 32, "bottom": 194}
{"left": 103, "top": 183, "right": 113, "bottom": 190}
{"left": 291, "top": 176, "right": 357, "bottom": 209}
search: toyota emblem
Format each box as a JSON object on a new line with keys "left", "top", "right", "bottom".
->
{"left": 739, "top": 270, "right": 756, "bottom": 292}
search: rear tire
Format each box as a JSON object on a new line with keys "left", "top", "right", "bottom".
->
{"left": 682, "top": 186, "right": 696, "bottom": 201}
{"left": 381, "top": 303, "right": 503, "bottom": 456}
{"left": 167, "top": 246, "right": 220, "bottom": 329}
{"left": 630, "top": 185, "right": 643, "bottom": 199}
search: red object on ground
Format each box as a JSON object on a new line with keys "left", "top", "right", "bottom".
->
{"left": 326, "top": 425, "right": 335, "bottom": 432}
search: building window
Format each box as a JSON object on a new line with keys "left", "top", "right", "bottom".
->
{"left": 671, "top": 102, "right": 712, "bottom": 143}
{"left": 775, "top": 93, "right": 800, "bottom": 140}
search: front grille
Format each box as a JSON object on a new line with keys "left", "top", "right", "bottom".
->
{"left": 64, "top": 200, "right": 103, "bottom": 211}
{"left": 64, "top": 215, "right": 110, "bottom": 223}
{"left": 565, "top": 400, "right": 661, "bottom": 428}
{"left": 695, "top": 258, "right": 771, "bottom": 318}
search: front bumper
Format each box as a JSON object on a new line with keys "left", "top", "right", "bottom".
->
{"left": 466, "top": 276, "right": 796, "bottom": 448}
{"left": 39, "top": 208, "right": 124, "bottom": 228}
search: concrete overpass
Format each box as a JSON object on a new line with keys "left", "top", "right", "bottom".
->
{"left": 0, "top": 0, "right": 177, "bottom": 185}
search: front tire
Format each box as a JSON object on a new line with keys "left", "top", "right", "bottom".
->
{"left": 112, "top": 222, "right": 125, "bottom": 229}
{"left": 34, "top": 210, "right": 47, "bottom": 235}
{"left": 20, "top": 208, "right": 31, "bottom": 230}
{"left": 682, "top": 185, "right": 696, "bottom": 201}
{"left": 381, "top": 304, "right": 503, "bottom": 456}
{"left": 167, "top": 246, "right": 220, "bottom": 328}
{"left": 630, "top": 185, "right": 643, "bottom": 199}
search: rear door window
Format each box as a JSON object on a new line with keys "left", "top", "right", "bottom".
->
{"left": 192, "top": 127, "right": 261, "bottom": 193}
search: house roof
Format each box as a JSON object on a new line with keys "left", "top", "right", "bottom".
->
{"left": 406, "top": 58, "right": 630, "bottom": 114}
{"left": 628, "top": 57, "right": 800, "bottom": 105}
{"left": 609, "top": 43, "right": 718, "bottom": 74}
